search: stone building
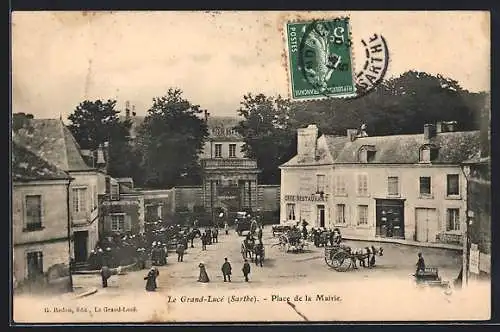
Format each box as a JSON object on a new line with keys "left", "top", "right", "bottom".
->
{"left": 280, "top": 123, "right": 481, "bottom": 245}
{"left": 13, "top": 119, "right": 103, "bottom": 264}
{"left": 12, "top": 140, "right": 72, "bottom": 291}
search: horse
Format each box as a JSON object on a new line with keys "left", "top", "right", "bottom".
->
{"left": 186, "top": 228, "right": 202, "bottom": 248}
{"left": 347, "top": 245, "right": 384, "bottom": 269}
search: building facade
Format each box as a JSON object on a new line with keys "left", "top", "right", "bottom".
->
{"left": 12, "top": 141, "right": 72, "bottom": 291}
{"left": 280, "top": 123, "right": 481, "bottom": 245}
{"left": 13, "top": 119, "right": 103, "bottom": 263}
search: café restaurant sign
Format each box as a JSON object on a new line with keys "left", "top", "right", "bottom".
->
{"left": 284, "top": 194, "right": 328, "bottom": 202}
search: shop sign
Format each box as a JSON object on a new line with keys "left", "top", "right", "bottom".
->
{"left": 469, "top": 243, "right": 480, "bottom": 275}
{"left": 284, "top": 194, "right": 328, "bottom": 202}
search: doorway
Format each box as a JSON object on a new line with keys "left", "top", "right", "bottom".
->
{"left": 317, "top": 205, "right": 325, "bottom": 228}
{"left": 74, "top": 231, "right": 89, "bottom": 262}
{"left": 415, "top": 208, "right": 438, "bottom": 242}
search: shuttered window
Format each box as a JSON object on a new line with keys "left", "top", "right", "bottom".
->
{"left": 357, "top": 173, "right": 368, "bottom": 196}
{"left": 25, "top": 195, "right": 42, "bottom": 230}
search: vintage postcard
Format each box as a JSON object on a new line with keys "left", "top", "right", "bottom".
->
{"left": 11, "top": 11, "right": 491, "bottom": 324}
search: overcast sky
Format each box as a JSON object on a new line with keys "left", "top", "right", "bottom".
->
{"left": 12, "top": 11, "right": 490, "bottom": 119}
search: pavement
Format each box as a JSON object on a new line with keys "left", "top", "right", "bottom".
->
{"left": 12, "top": 227, "right": 491, "bottom": 323}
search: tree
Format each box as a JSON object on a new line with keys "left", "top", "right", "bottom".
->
{"left": 12, "top": 112, "right": 34, "bottom": 131}
{"left": 235, "top": 93, "right": 296, "bottom": 184}
{"left": 136, "top": 88, "right": 208, "bottom": 189}
{"left": 67, "top": 100, "right": 138, "bottom": 179}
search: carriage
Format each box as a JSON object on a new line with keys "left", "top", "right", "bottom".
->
{"left": 241, "top": 238, "right": 265, "bottom": 264}
{"left": 274, "top": 228, "right": 308, "bottom": 253}
{"left": 412, "top": 267, "right": 451, "bottom": 289}
{"left": 324, "top": 244, "right": 384, "bottom": 272}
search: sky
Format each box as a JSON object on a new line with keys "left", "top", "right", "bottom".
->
{"left": 11, "top": 11, "right": 490, "bottom": 119}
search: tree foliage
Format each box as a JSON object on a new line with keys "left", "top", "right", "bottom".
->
{"left": 236, "top": 71, "right": 489, "bottom": 184}
{"left": 12, "top": 112, "right": 34, "bottom": 131}
{"left": 136, "top": 88, "right": 208, "bottom": 189}
{"left": 235, "top": 94, "right": 296, "bottom": 184}
{"left": 67, "top": 100, "right": 138, "bottom": 178}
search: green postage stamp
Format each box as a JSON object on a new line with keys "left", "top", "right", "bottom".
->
{"left": 285, "top": 18, "right": 356, "bottom": 100}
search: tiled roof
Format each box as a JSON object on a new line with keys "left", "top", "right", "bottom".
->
{"left": 282, "top": 130, "right": 481, "bottom": 166}
{"left": 12, "top": 141, "right": 71, "bottom": 181}
{"left": 12, "top": 119, "right": 92, "bottom": 172}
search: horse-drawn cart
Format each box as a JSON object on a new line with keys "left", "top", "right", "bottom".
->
{"left": 324, "top": 244, "right": 384, "bottom": 272}
{"left": 274, "top": 228, "right": 308, "bottom": 253}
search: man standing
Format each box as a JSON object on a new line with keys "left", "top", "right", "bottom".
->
{"left": 176, "top": 242, "right": 185, "bottom": 262}
{"left": 221, "top": 257, "right": 232, "bottom": 282}
{"left": 100, "top": 265, "right": 111, "bottom": 288}
{"left": 416, "top": 252, "right": 426, "bottom": 274}
{"left": 242, "top": 259, "right": 251, "bottom": 282}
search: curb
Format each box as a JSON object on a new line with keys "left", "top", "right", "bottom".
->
{"left": 73, "top": 287, "right": 98, "bottom": 299}
{"left": 342, "top": 237, "right": 462, "bottom": 251}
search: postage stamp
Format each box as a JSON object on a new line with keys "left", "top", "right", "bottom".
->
{"left": 285, "top": 18, "right": 357, "bottom": 100}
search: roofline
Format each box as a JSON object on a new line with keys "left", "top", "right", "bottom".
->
{"left": 13, "top": 177, "right": 72, "bottom": 183}
{"left": 322, "top": 129, "right": 481, "bottom": 140}
{"left": 280, "top": 162, "right": 470, "bottom": 168}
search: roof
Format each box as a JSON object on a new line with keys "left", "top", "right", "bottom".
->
{"left": 120, "top": 115, "right": 243, "bottom": 139}
{"left": 281, "top": 130, "right": 481, "bottom": 167}
{"left": 12, "top": 141, "right": 71, "bottom": 181}
{"left": 12, "top": 119, "right": 93, "bottom": 172}
{"left": 119, "top": 183, "right": 140, "bottom": 195}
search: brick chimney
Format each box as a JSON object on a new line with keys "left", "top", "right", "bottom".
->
{"left": 424, "top": 124, "right": 437, "bottom": 140}
{"left": 297, "top": 124, "right": 318, "bottom": 161}
{"left": 347, "top": 129, "right": 358, "bottom": 142}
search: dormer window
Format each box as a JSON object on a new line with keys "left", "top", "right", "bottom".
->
{"left": 419, "top": 144, "right": 439, "bottom": 163}
{"left": 110, "top": 183, "right": 120, "bottom": 200}
{"left": 358, "top": 145, "right": 376, "bottom": 163}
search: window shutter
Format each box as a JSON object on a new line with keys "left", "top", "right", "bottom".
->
{"left": 125, "top": 215, "right": 132, "bottom": 232}
{"left": 104, "top": 215, "right": 112, "bottom": 233}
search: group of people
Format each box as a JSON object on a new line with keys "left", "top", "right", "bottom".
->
{"left": 201, "top": 227, "right": 219, "bottom": 250}
{"left": 310, "top": 227, "right": 342, "bottom": 247}
{"left": 197, "top": 257, "right": 252, "bottom": 284}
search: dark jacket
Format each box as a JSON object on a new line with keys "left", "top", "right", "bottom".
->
{"left": 242, "top": 262, "right": 251, "bottom": 275}
{"left": 221, "top": 261, "right": 232, "bottom": 275}
{"left": 416, "top": 257, "right": 425, "bottom": 272}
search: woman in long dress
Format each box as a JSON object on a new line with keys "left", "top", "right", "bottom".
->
{"left": 145, "top": 267, "right": 159, "bottom": 291}
{"left": 198, "top": 263, "right": 210, "bottom": 283}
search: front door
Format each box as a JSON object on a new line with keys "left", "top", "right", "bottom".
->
{"left": 317, "top": 205, "right": 325, "bottom": 228}
{"left": 415, "top": 208, "right": 438, "bottom": 242}
{"left": 74, "top": 231, "right": 89, "bottom": 262}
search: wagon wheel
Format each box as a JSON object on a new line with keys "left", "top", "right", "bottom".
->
{"left": 325, "top": 249, "right": 341, "bottom": 268}
{"left": 278, "top": 235, "right": 288, "bottom": 251}
{"left": 332, "top": 251, "right": 352, "bottom": 272}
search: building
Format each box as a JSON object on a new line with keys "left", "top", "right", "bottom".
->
{"left": 100, "top": 177, "right": 145, "bottom": 237}
{"left": 13, "top": 119, "right": 103, "bottom": 263}
{"left": 280, "top": 123, "right": 481, "bottom": 245}
{"left": 12, "top": 140, "right": 72, "bottom": 291}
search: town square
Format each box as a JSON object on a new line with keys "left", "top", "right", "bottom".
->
{"left": 11, "top": 11, "right": 491, "bottom": 323}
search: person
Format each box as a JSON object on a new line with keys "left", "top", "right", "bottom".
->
{"left": 242, "top": 259, "right": 251, "bottom": 282}
{"left": 224, "top": 221, "right": 229, "bottom": 235}
{"left": 144, "top": 267, "right": 159, "bottom": 291}
{"left": 176, "top": 242, "right": 185, "bottom": 262}
{"left": 198, "top": 262, "right": 209, "bottom": 283}
{"left": 416, "top": 253, "right": 426, "bottom": 274}
{"left": 313, "top": 229, "right": 320, "bottom": 247}
{"left": 201, "top": 232, "right": 207, "bottom": 251}
{"left": 212, "top": 227, "right": 219, "bottom": 243}
{"left": 302, "top": 223, "right": 308, "bottom": 240}
{"left": 221, "top": 257, "right": 232, "bottom": 282}
{"left": 100, "top": 265, "right": 111, "bottom": 288}
{"left": 257, "top": 226, "right": 263, "bottom": 242}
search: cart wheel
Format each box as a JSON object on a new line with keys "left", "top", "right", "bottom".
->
{"left": 332, "top": 251, "right": 352, "bottom": 272}
{"left": 325, "top": 251, "right": 341, "bottom": 268}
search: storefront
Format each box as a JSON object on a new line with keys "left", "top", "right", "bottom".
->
{"left": 283, "top": 194, "right": 329, "bottom": 227}
{"left": 375, "top": 198, "right": 405, "bottom": 239}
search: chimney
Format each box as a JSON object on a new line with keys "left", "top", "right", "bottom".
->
{"left": 204, "top": 110, "right": 210, "bottom": 123}
{"left": 347, "top": 129, "right": 358, "bottom": 142}
{"left": 297, "top": 124, "right": 318, "bottom": 161}
{"left": 436, "top": 121, "right": 443, "bottom": 133}
{"left": 424, "top": 124, "right": 437, "bottom": 140}
{"left": 442, "top": 121, "right": 457, "bottom": 132}
{"left": 125, "top": 101, "right": 131, "bottom": 119}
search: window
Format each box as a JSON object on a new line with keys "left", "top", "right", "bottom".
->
{"left": 419, "top": 145, "right": 438, "bottom": 163}
{"left": 447, "top": 174, "right": 460, "bottom": 196}
{"left": 446, "top": 208, "right": 460, "bottom": 231}
{"left": 286, "top": 203, "right": 296, "bottom": 221}
{"left": 229, "top": 144, "right": 236, "bottom": 158}
{"left": 110, "top": 184, "right": 119, "bottom": 200}
{"left": 334, "top": 175, "right": 346, "bottom": 195}
{"left": 357, "top": 173, "right": 368, "bottom": 196}
{"left": 25, "top": 195, "right": 42, "bottom": 230}
{"left": 215, "top": 144, "right": 222, "bottom": 158}
{"left": 367, "top": 150, "right": 376, "bottom": 162}
{"left": 72, "top": 187, "right": 87, "bottom": 213}
{"left": 26, "top": 251, "right": 43, "bottom": 280}
{"left": 419, "top": 177, "right": 432, "bottom": 196}
{"left": 357, "top": 205, "right": 368, "bottom": 225}
{"left": 110, "top": 214, "right": 130, "bottom": 232}
{"left": 336, "top": 204, "right": 346, "bottom": 224}
{"left": 388, "top": 176, "right": 399, "bottom": 196}
{"left": 316, "top": 174, "right": 326, "bottom": 193}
